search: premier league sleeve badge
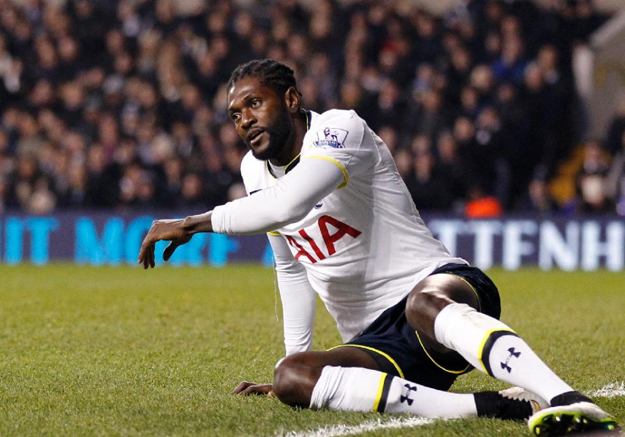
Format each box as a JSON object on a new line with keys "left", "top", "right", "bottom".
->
{"left": 313, "top": 127, "right": 349, "bottom": 149}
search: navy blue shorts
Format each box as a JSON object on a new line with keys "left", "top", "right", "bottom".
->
{"left": 336, "top": 263, "right": 501, "bottom": 391}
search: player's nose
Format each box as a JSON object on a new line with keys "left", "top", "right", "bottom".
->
{"left": 241, "top": 109, "right": 256, "bottom": 130}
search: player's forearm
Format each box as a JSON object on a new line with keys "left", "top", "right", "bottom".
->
{"left": 269, "top": 234, "right": 316, "bottom": 355}
{"left": 212, "top": 158, "right": 344, "bottom": 235}
{"left": 276, "top": 260, "right": 316, "bottom": 354}
{"left": 182, "top": 211, "right": 213, "bottom": 234}
{"left": 279, "top": 269, "right": 316, "bottom": 355}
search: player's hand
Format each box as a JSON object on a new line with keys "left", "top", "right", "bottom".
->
{"left": 138, "top": 219, "right": 192, "bottom": 269}
{"left": 233, "top": 381, "right": 275, "bottom": 397}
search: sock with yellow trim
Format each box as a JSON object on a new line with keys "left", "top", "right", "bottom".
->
{"left": 434, "top": 303, "right": 573, "bottom": 402}
{"left": 310, "top": 366, "right": 477, "bottom": 417}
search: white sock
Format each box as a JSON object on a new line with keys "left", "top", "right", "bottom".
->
{"left": 310, "top": 366, "right": 478, "bottom": 418}
{"left": 434, "top": 303, "right": 573, "bottom": 402}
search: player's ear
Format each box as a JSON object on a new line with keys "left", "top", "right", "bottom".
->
{"left": 284, "top": 86, "right": 300, "bottom": 114}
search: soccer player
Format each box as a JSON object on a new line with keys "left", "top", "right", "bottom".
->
{"left": 138, "top": 60, "right": 618, "bottom": 435}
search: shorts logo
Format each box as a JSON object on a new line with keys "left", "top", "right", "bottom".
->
{"left": 313, "top": 127, "right": 348, "bottom": 148}
{"left": 400, "top": 383, "right": 417, "bottom": 405}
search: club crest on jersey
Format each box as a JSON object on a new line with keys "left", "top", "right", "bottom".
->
{"left": 313, "top": 127, "right": 348, "bottom": 149}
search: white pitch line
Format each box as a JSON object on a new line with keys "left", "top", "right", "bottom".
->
{"left": 588, "top": 382, "right": 625, "bottom": 399}
{"left": 278, "top": 416, "right": 435, "bottom": 437}
{"left": 278, "top": 382, "right": 625, "bottom": 437}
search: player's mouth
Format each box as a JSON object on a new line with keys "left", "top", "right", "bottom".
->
{"left": 247, "top": 129, "right": 266, "bottom": 147}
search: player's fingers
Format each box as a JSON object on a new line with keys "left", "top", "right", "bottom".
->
{"left": 240, "top": 386, "right": 259, "bottom": 396}
{"left": 142, "top": 242, "right": 152, "bottom": 269}
{"left": 138, "top": 234, "right": 153, "bottom": 265}
{"left": 137, "top": 243, "right": 146, "bottom": 264}
{"left": 240, "top": 385, "right": 273, "bottom": 396}
{"left": 233, "top": 381, "right": 254, "bottom": 394}
{"left": 163, "top": 242, "right": 178, "bottom": 261}
{"left": 143, "top": 248, "right": 150, "bottom": 269}
{"left": 150, "top": 244, "right": 155, "bottom": 268}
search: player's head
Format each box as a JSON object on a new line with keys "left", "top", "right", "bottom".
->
{"left": 227, "top": 59, "right": 304, "bottom": 161}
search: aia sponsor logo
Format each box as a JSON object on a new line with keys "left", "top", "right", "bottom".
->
{"left": 285, "top": 215, "right": 361, "bottom": 263}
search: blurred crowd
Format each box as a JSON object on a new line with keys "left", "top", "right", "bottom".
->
{"left": 0, "top": 0, "right": 622, "bottom": 216}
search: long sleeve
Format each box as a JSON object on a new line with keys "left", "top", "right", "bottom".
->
{"left": 269, "top": 233, "right": 316, "bottom": 356}
{"left": 212, "top": 157, "right": 345, "bottom": 235}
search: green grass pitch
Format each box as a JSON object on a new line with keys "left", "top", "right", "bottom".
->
{"left": 0, "top": 264, "right": 623, "bottom": 436}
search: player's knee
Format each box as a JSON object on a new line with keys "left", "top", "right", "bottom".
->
{"left": 406, "top": 287, "right": 449, "bottom": 333}
{"left": 406, "top": 275, "right": 479, "bottom": 335}
{"left": 273, "top": 355, "right": 317, "bottom": 408}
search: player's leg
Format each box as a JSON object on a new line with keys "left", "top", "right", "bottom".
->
{"left": 406, "top": 271, "right": 576, "bottom": 400}
{"left": 273, "top": 335, "right": 540, "bottom": 420}
{"left": 271, "top": 345, "right": 378, "bottom": 407}
{"left": 405, "top": 265, "right": 617, "bottom": 434}
{"left": 406, "top": 268, "right": 576, "bottom": 400}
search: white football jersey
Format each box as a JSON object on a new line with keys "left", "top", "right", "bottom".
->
{"left": 240, "top": 109, "right": 466, "bottom": 341}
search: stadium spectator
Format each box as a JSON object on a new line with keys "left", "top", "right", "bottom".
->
{"left": 518, "top": 173, "right": 560, "bottom": 214}
{"left": 606, "top": 130, "right": 625, "bottom": 216}
{"left": 434, "top": 131, "right": 467, "bottom": 210}
{"left": 605, "top": 98, "right": 625, "bottom": 156}
{"left": 393, "top": 147, "right": 413, "bottom": 182}
{"left": 576, "top": 140, "right": 612, "bottom": 213}
{"left": 405, "top": 151, "right": 455, "bottom": 211}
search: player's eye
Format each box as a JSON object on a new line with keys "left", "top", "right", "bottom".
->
{"left": 231, "top": 113, "right": 241, "bottom": 122}
{"left": 251, "top": 99, "right": 261, "bottom": 108}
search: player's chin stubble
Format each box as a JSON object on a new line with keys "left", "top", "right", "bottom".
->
{"left": 250, "top": 112, "right": 293, "bottom": 161}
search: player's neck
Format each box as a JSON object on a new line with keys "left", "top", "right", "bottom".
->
{"left": 270, "top": 111, "right": 308, "bottom": 167}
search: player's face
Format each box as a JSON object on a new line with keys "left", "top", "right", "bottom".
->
{"left": 227, "top": 77, "right": 293, "bottom": 161}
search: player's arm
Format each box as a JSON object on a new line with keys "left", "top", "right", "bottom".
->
{"left": 210, "top": 157, "right": 345, "bottom": 235}
{"left": 138, "top": 158, "right": 344, "bottom": 268}
{"left": 269, "top": 233, "right": 316, "bottom": 355}
{"left": 234, "top": 234, "right": 315, "bottom": 397}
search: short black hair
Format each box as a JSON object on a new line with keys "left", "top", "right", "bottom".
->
{"left": 227, "top": 59, "right": 301, "bottom": 99}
